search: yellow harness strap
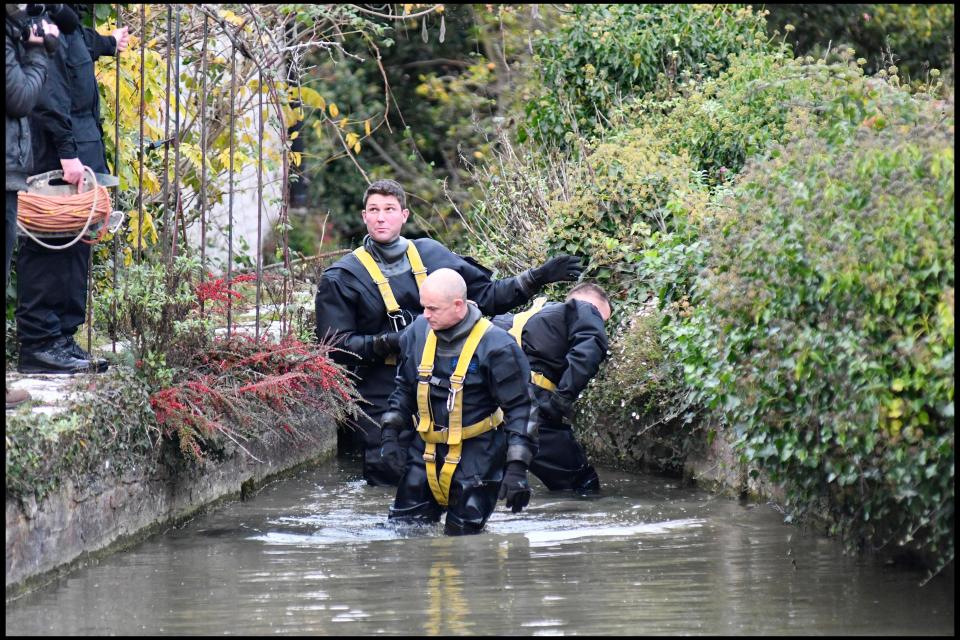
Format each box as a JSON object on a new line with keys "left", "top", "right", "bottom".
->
{"left": 506, "top": 296, "right": 558, "bottom": 391}
{"left": 353, "top": 242, "right": 428, "bottom": 364}
{"left": 507, "top": 295, "right": 548, "bottom": 346}
{"left": 416, "top": 317, "right": 498, "bottom": 506}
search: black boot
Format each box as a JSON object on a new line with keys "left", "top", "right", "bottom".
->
{"left": 61, "top": 337, "right": 109, "bottom": 373}
{"left": 18, "top": 341, "right": 91, "bottom": 374}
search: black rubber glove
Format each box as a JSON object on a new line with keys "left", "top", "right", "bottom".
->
{"left": 498, "top": 461, "right": 532, "bottom": 513}
{"left": 371, "top": 331, "right": 401, "bottom": 358}
{"left": 379, "top": 411, "right": 407, "bottom": 479}
{"left": 541, "top": 393, "right": 574, "bottom": 424}
{"left": 531, "top": 255, "right": 583, "bottom": 287}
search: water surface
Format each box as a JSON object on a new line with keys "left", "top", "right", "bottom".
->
{"left": 5, "top": 458, "right": 954, "bottom": 635}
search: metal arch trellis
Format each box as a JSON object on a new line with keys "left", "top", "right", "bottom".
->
{"left": 103, "top": 3, "right": 308, "bottom": 349}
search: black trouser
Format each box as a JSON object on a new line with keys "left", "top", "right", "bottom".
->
{"left": 6, "top": 191, "right": 17, "bottom": 288}
{"left": 389, "top": 431, "right": 506, "bottom": 535}
{"left": 528, "top": 423, "right": 599, "bottom": 492}
{"left": 340, "top": 410, "right": 415, "bottom": 487}
{"left": 15, "top": 235, "right": 91, "bottom": 351}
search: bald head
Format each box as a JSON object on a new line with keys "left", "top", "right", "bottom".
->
{"left": 422, "top": 268, "right": 467, "bottom": 302}
{"left": 420, "top": 268, "right": 468, "bottom": 330}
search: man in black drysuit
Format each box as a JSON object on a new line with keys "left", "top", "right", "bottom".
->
{"left": 491, "top": 282, "right": 611, "bottom": 493}
{"left": 379, "top": 268, "right": 538, "bottom": 535}
{"left": 314, "top": 178, "right": 582, "bottom": 486}
{"left": 16, "top": 5, "right": 128, "bottom": 374}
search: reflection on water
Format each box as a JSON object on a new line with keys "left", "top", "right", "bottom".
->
{"left": 5, "top": 457, "right": 954, "bottom": 635}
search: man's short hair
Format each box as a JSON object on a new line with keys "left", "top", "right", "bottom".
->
{"left": 364, "top": 179, "right": 406, "bottom": 210}
{"left": 566, "top": 281, "right": 612, "bottom": 312}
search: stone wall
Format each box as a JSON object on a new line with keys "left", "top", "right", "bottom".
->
{"left": 5, "top": 415, "right": 336, "bottom": 600}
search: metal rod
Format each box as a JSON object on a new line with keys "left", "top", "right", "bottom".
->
{"left": 171, "top": 4, "right": 181, "bottom": 262}
{"left": 227, "top": 41, "right": 236, "bottom": 338}
{"left": 199, "top": 14, "right": 208, "bottom": 319}
{"left": 256, "top": 69, "right": 263, "bottom": 342}
{"left": 136, "top": 3, "right": 145, "bottom": 263}
{"left": 161, "top": 5, "right": 172, "bottom": 268}
{"left": 111, "top": 2, "right": 121, "bottom": 353}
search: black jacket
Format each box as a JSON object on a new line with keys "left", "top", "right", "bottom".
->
{"left": 5, "top": 16, "right": 49, "bottom": 190}
{"left": 492, "top": 299, "right": 609, "bottom": 407}
{"left": 29, "top": 26, "right": 116, "bottom": 174}
{"left": 389, "top": 314, "right": 536, "bottom": 464}
{"left": 315, "top": 237, "right": 534, "bottom": 409}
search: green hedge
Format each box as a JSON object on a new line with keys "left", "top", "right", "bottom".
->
{"left": 524, "top": 4, "right": 772, "bottom": 146}
{"left": 670, "top": 87, "right": 953, "bottom": 567}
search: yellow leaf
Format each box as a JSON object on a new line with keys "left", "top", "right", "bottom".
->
{"left": 353, "top": 142, "right": 361, "bottom": 154}
{"left": 328, "top": 103, "right": 339, "bottom": 118}
{"left": 338, "top": 117, "right": 348, "bottom": 130}
{"left": 891, "top": 379, "right": 905, "bottom": 392}
{"left": 289, "top": 131, "right": 299, "bottom": 140}
{"left": 298, "top": 86, "right": 326, "bottom": 111}
{"left": 220, "top": 9, "right": 244, "bottom": 26}
{"left": 887, "top": 398, "right": 904, "bottom": 419}
{"left": 290, "top": 151, "right": 302, "bottom": 167}
{"left": 364, "top": 119, "right": 372, "bottom": 136}
{"left": 345, "top": 132, "right": 359, "bottom": 148}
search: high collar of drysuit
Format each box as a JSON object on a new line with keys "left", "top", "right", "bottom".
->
{"left": 364, "top": 234, "right": 409, "bottom": 264}
{"left": 435, "top": 301, "right": 482, "bottom": 356}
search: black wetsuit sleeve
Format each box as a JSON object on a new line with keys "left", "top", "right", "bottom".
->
{"left": 82, "top": 27, "right": 116, "bottom": 60}
{"left": 314, "top": 272, "right": 379, "bottom": 365}
{"left": 487, "top": 340, "right": 536, "bottom": 456}
{"left": 30, "top": 46, "right": 77, "bottom": 160}
{"left": 387, "top": 327, "right": 419, "bottom": 418}
{"left": 458, "top": 255, "right": 531, "bottom": 315}
{"left": 557, "top": 300, "right": 609, "bottom": 402}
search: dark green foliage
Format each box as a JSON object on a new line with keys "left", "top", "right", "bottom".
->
{"left": 525, "top": 4, "right": 773, "bottom": 146}
{"left": 5, "top": 367, "right": 161, "bottom": 505}
{"left": 763, "top": 4, "right": 955, "bottom": 81}
{"left": 670, "top": 88, "right": 953, "bottom": 567}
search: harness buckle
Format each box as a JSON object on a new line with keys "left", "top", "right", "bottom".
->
{"left": 388, "top": 311, "right": 407, "bottom": 332}
{"left": 444, "top": 454, "right": 461, "bottom": 464}
{"left": 422, "top": 451, "right": 436, "bottom": 463}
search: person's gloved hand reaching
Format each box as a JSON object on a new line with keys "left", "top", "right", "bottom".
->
{"left": 379, "top": 410, "right": 407, "bottom": 480}
{"left": 498, "top": 461, "right": 532, "bottom": 513}
{"left": 519, "top": 255, "right": 583, "bottom": 294}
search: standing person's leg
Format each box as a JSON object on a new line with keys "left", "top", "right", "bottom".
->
{"left": 55, "top": 241, "right": 107, "bottom": 372}
{"left": 5, "top": 192, "right": 17, "bottom": 287}
{"left": 388, "top": 453, "right": 444, "bottom": 524}
{"left": 16, "top": 237, "right": 90, "bottom": 374}
{"left": 528, "top": 423, "right": 600, "bottom": 493}
{"left": 6, "top": 192, "right": 31, "bottom": 409}
{"left": 444, "top": 435, "right": 507, "bottom": 535}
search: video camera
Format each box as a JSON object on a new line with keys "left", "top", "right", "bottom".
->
{"left": 13, "top": 4, "right": 80, "bottom": 54}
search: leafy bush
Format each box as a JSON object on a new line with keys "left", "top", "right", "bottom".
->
{"left": 764, "top": 4, "right": 955, "bottom": 81}
{"left": 95, "top": 254, "right": 212, "bottom": 387}
{"left": 577, "top": 302, "right": 697, "bottom": 474}
{"left": 670, "top": 88, "right": 954, "bottom": 568}
{"left": 524, "top": 4, "right": 773, "bottom": 146}
{"left": 5, "top": 367, "right": 160, "bottom": 505}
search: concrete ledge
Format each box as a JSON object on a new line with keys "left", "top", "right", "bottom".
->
{"left": 5, "top": 413, "right": 337, "bottom": 601}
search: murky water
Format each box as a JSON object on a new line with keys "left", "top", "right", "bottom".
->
{"left": 5, "top": 457, "right": 954, "bottom": 635}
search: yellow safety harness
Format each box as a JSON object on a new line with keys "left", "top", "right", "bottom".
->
{"left": 416, "top": 317, "right": 503, "bottom": 506}
{"left": 353, "top": 242, "right": 428, "bottom": 364}
{"left": 507, "top": 296, "right": 558, "bottom": 391}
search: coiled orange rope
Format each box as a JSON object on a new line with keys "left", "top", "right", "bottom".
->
{"left": 16, "top": 167, "right": 112, "bottom": 249}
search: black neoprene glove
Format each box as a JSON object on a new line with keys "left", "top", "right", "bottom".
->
{"left": 531, "top": 255, "right": 583, "bottom": 286}
{"left": 371, "top": 331, "right": 401, "bottom": 358}
{"left": 379, "top": 410, "right": 407, "bottom": 479}
{"left": 498, "top": 461, "right": 532, "bottom": 513}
